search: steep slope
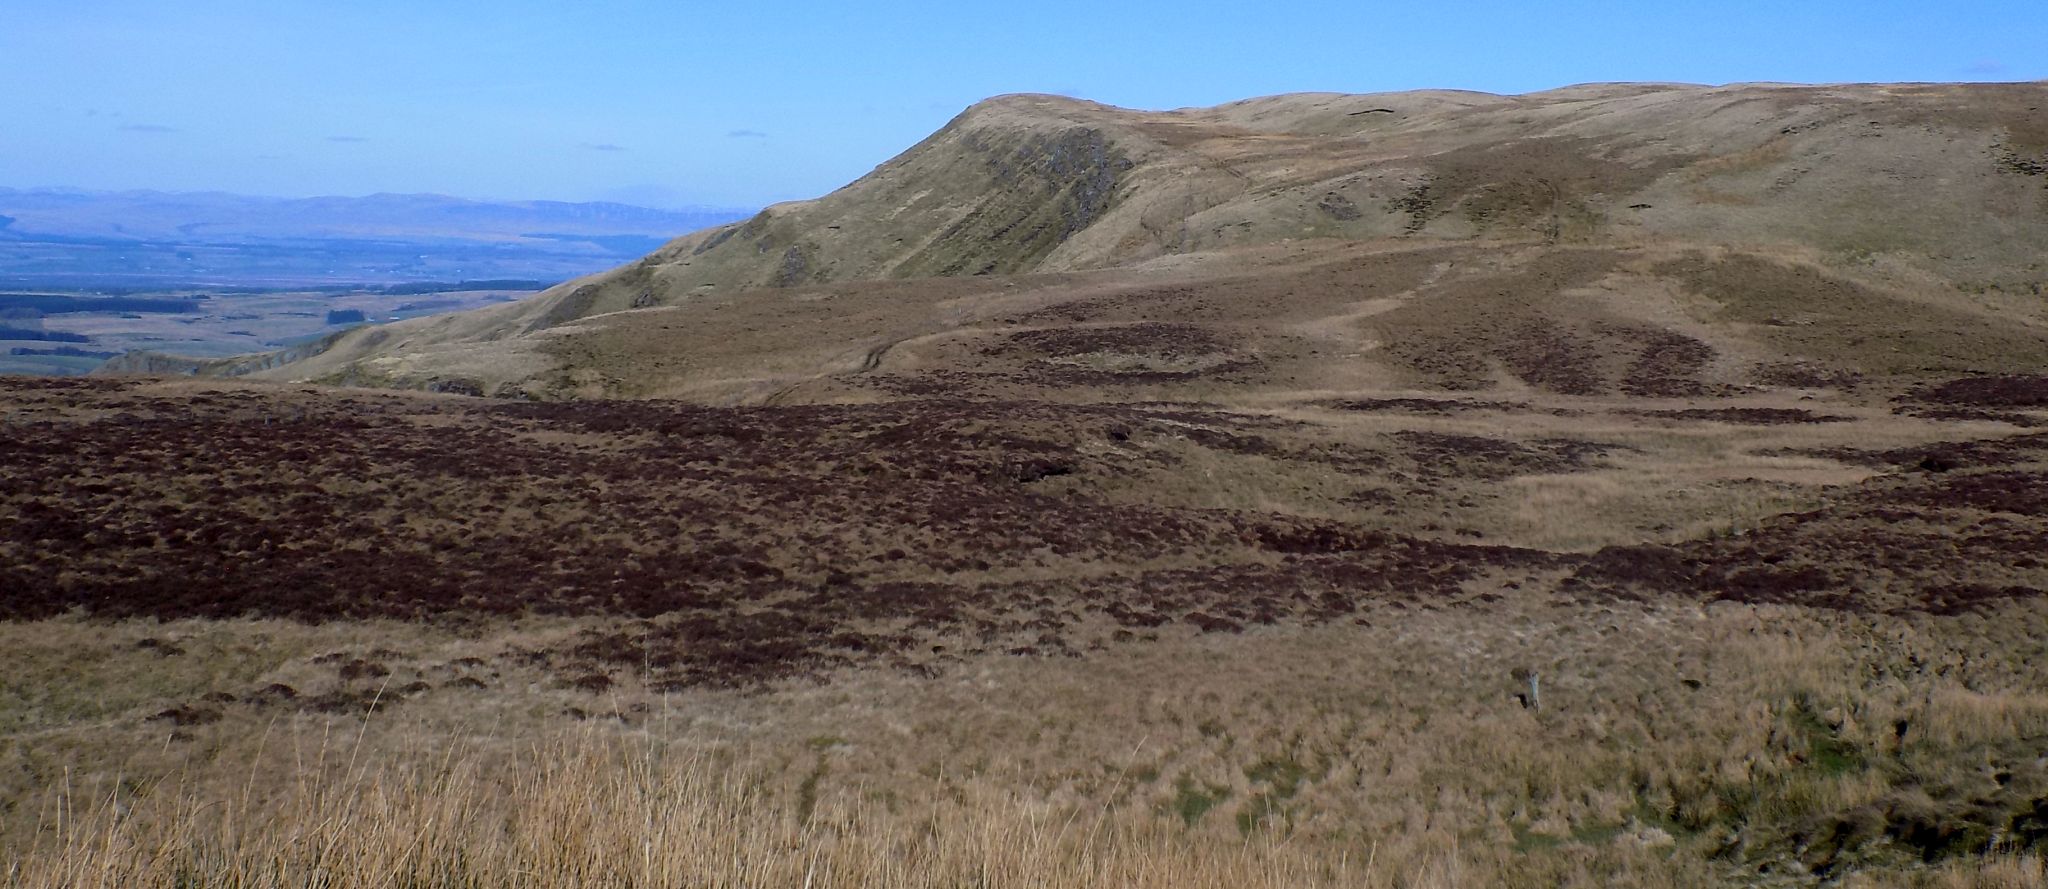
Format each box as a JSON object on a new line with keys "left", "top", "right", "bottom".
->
{"left": 110, "top": 82, "right": 2048, "bottom": 398}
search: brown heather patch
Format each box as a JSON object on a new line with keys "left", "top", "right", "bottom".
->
{"left": 1565, "top": 446, "right": 2048, "bottom": 613}
{"left": 1889, "top": 376, "right": 2048, "bottom": 427}
{"left": 1619, "top": 329, "right": 1720, "bottom": 398}
{"left": 1778, "top": 434, "right": 2048, "bottom": 473}
{"left": 1319, "top": 396, "right": 1539, "bottom": 415}
{"left": 0, "top": 379, "right": 1556, "bottom": 691}
{"left": 1892, "top": 406, "right": 2048, "bottom": 428}
{"left": 1362, "top": 251, "right": 1733, "bottom": 399}
{"left": 1622, "top": 407, "right": 1854, "bottom": 425}
{"left": 1909, "top": 375, "right": 2048, "bottom": 408}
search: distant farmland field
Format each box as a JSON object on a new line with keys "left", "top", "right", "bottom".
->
{"left": 0, "top": 293, "right": 202, "bottom": 315}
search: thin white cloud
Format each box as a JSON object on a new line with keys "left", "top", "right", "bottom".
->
{"left": 727, "top": 129, "right": 769, "bottom": 139}
{"left": 119, "top": 123, "right": 177, "bottom": 133}
{"left": 581, "top": 143, "right": 628, "bottom": 151}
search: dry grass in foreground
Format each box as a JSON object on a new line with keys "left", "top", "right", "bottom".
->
{"left": 11, "top": 740, "right": 2046, "bottom": 889}
{"left": 7, "top": 600, "right": 2048, "bottom": 888}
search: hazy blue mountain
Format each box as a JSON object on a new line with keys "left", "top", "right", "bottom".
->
{"left": 0, "top": 188, "right": 752, "bottom": 289}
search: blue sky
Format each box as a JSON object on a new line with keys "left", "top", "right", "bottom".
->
{"left": 4, "top": 1, "right": 2042, "bottom": 209}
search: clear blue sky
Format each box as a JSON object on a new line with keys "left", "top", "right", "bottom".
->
{"left": 5, "top": 1, "right": 2042, "bottom": 209}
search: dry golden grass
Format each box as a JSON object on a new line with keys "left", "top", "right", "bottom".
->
{"left": 7, "top": 599, "right": 2046, "bottom": 887}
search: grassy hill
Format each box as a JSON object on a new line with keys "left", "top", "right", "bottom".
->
{"left": 139, "top": 82, "right": 2048, "bottom": 402}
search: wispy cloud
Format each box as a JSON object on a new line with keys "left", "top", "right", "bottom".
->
{"left": 727, "top": 129, "right": 768, "bottom": 139}
{"left": 326, "top": 135, "right": 370, "bottom": 143}
{"left": 119, "top": 123, "right": 177, "bottom": 133}
{"left": 580, "top": 142, "right": 628, "bottom": 152}
{"left": 1965, "top": 60, "right": 2009, "bottom": 76}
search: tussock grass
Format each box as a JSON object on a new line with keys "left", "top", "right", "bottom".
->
{"left": 7, "top": 601, "right": 2046, "bottom": 887}
{"left": 10, "top": 738, "right": 1434, "bottom": 889}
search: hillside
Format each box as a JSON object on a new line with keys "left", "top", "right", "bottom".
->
{"left": 121, "top": 81, "right": 2048, "bottom": 400}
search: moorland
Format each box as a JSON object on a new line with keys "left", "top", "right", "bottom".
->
{"left": 5, "top": 81, "right": 2048, "bottom": 887}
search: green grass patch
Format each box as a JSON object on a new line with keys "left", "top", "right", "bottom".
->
{"left": 1790, "top": 694, "right": 1867, "bottom": 777}
{"left": 1169, "top": 776, "right": 1230, "bottom": 826}
{"left": 1244, "top": 755, "right": 1310, "bottom": 799}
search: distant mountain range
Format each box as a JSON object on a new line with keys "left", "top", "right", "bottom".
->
{"left": 0, "top": 188, "right": 752, "bottom": 289}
